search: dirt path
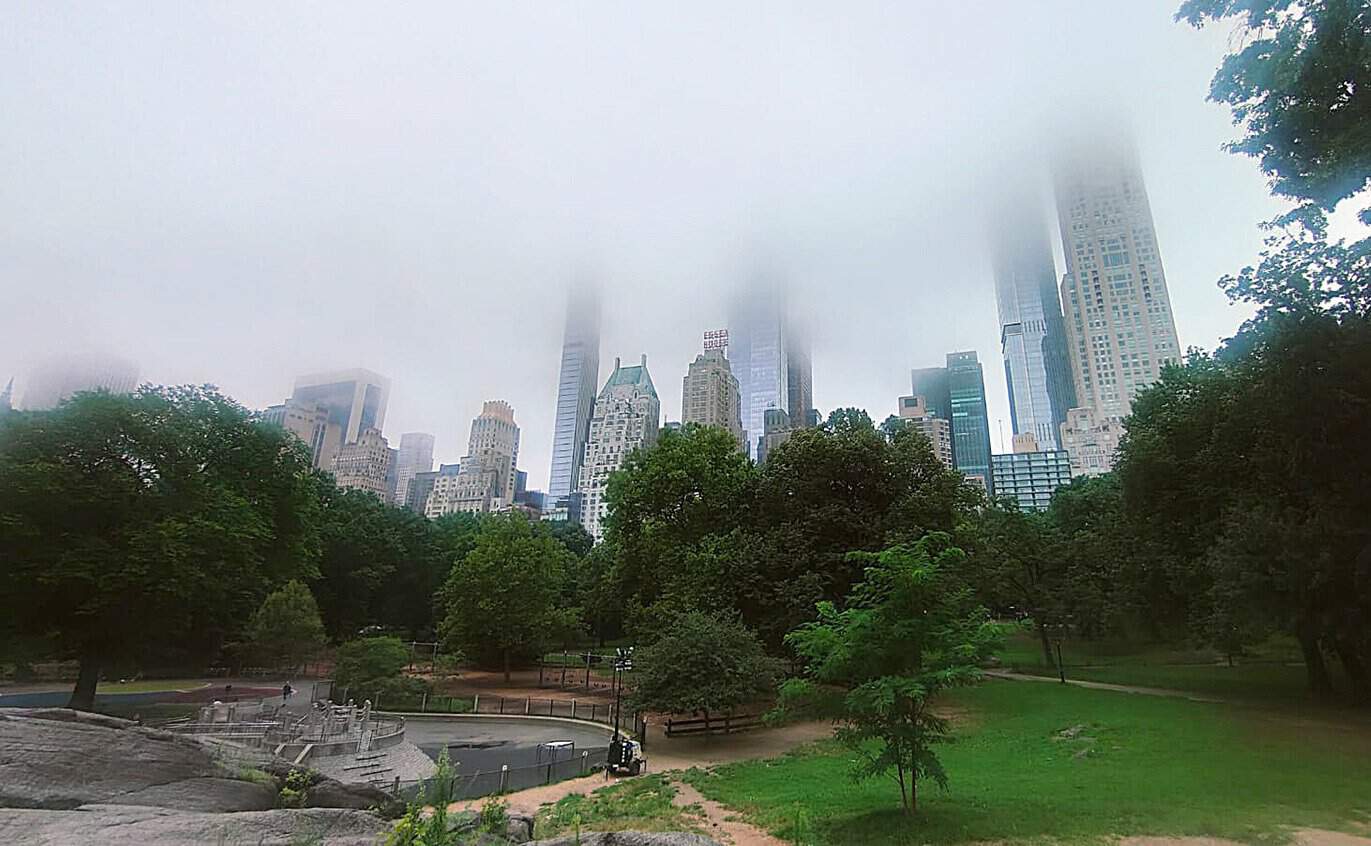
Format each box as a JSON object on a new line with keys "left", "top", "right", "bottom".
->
{"left": 670, "top": 778, "right": 784, "bottom": 846}
{"left": 1121, "top": 830, "right": 1371, "bottom": 846}
{"left": 983, "top": 669, "right": 1226, "bottom": 703}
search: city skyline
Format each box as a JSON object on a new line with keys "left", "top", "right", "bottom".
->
{"left": 6, "top": 3, "right": 1348, "bottom": 492}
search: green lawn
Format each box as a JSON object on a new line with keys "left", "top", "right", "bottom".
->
{"left": 997, "top": 629, "right": 1332, "bottom": 706}
{"left": 685, "top": 680, "right": 1371, "bottom": 845}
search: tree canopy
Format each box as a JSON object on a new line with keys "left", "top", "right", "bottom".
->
{"left": 248, "top": 580, "right": 327, "bottom": 670}
{"left": 628, "top": 611, "right": 780, "bottom": 717}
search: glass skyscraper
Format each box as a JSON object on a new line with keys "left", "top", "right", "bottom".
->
{"left": 729, "top": 283, "right": 790, "bottom": 460}
{"left": 911, "top": 351, "right": 994, "bottom": 492}
{"left": 548, "top": 285, "right": 601, "bottom": 499}
{"left": 991, "top": 200, "right": 1076, "bottom": 450}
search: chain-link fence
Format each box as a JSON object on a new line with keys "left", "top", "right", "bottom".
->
{"left": 390, "top": 746, "right": 610, "bottom": 801}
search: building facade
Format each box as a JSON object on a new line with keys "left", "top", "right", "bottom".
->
{"left": 261, "top": 398, "right": 332, "bottom": 465}
{"left": 756, "top": 407, "right": 793, "bottom": 464}
{"left": 1059, "top": 406, "right": 1123, "bottom": 477}
{"left": 331, "top": 427, "right": 396, "bottom": 501}
{"left": 429, "top": 401, "right": 520, "bottom": 516}
{"left": 729, "top": 283, "right": 790, "bottom": 459}
{"left": 579, "top": 356, "right": 660, "bottom": 540}
{"left": 21, "top": 354, "right": 140, "bottom": 410}
{"left": 404, "top": 469, "right": 439, "bottom": 513}
{"left": 288, "top": 369, "right": 390, "bottom": 470}
{"left": 392, "top": 432, "right": 436, "bottom": 505}
{"left": 681, "top": 344, "right": 745, "bottom": 448}
{"left": 786, "top": 325, "right": 814, "bottom": 432}
{"left": 990, "top": 199, "right": 1077, "bottom": 450}
{"left": 1055, "top": 136, "right": 1181, "bottom": 429}
{"left": 991, "top": 446, "right": 1073, "bottom": 512}
{"left": 912, "top": 352, "right": 994, "bottom": 491}
{"left": 548, "top": 285, "right": 601, "bottom": 500}
{"left": 896, "top": 395, "right": 954, "bottom": 467}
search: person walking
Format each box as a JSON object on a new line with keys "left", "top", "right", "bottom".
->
{"left": 282, "top": 681, "right": 293, "bottom": 703}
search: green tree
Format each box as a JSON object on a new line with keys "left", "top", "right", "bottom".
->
{"left": 248, "top": 580, "right": 326, "bottom": 670}
{"left": 0, "top": 386, "right": 320, "bottom": 710}
{"left": 628, "top": 611, "right": 780, "bottom": 718}
{"left": 438, "top": 514, "right": 578, "bottom": 680}
{"left": 334, "top": 635, "right": 410, "bottom": 690}
{"left": 1178, "top": 0, "right": 1371, "bottom": 211}
{"left": 779, "top": 534, "right": 1002, "bottom": 815}
{"left": 959, "top": 503, "right": 1062, "bottom": 666}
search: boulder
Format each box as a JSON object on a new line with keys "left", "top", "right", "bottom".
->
{"left": 0, "top": 804, "right": 389, "bottom": 846}
{"left": 531, "top": 833, "right": 722, "bottom": 846}
{"left": 305, "top": 777, "right": 406, "bottom": 818}
{"left": 117, "top": 776, "right": 278, "bottom": 812}
{"left": 0, "top": 708, "right": 221, "bottom": 809}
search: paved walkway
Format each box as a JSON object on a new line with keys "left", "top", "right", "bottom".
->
{"left": 983, "top": 669, "right": 1226, "bottom": 703}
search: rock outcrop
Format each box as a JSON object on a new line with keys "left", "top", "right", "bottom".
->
{"left": 0, "top": 805, "right": 389, "bottom": 846}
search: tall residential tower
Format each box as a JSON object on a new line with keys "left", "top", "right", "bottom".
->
{"left": 730, "top": 281, "right": 812, "bottom": 458}
{"left": 681, "top": 331, "right": 745, "bottom": 448}
{"left": 548, "top": 286, "right": 602, "bottom": 500}
{"left": 990, "top": 198, "right": 1077, "bottom": 450}
{"left": 579, "top": 356, "right": 660, "bottom": 540}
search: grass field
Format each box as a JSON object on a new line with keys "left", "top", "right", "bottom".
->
{"left": 536, "top": 775, "right": 702, "bottom": 837}
{"left": 997, "top": 628, "right": 1336, "bottom": 706}
{"left": 685, "top": 680, "right": 1371, "bottom": 845}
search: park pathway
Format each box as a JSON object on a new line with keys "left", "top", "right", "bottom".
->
{"left": 669, "top": 778, "right": 784, "bottom": 846}
{"left": 983, "top": 669, "right": 1226, "bottom": 703}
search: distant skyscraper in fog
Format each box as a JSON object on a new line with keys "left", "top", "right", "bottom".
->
{"left": 990, "top": 195, "right": 1076, "bottom": 450}
{"left": 392, "top": 432, "right": 436, "bottom": 504}
{"left": 729, "top": 281, "right": 793, "bottom": 459}
{"left": 681, "top": 331, "right": 744, "bottom": 448}
{"left": 549, "top": 284, "right": 601, "bottom": 499}
{"left": 331, "top": 427, "right": 396, "bottom": 502}
{"left": 580, "top": 356, "right": 660, "bottom": 540}
{"left": 288, "top": 368, "right": 390, "bottom": 470}
{"left": 1055, "top": 135, "right": 1181, "bottom": 424}
{"left": 786, "top": 326, "right": 814, "bottom": 432}
{"left": 912, "top": 351, "right": 994, "bottom": 492}
{"left": 21, "top": 354, "right": 139, "bottom": 410}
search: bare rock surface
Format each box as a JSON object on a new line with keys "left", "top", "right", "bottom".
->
{"left": 0, "top": 804, "right": 390, "bottom": 846}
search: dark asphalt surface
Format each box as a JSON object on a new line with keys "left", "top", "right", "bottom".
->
{"left": 402, "top": 716, "right": 613, "bottom": 771}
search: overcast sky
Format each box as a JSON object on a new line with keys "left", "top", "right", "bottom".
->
{"left": 3, "top": 2, "right": 1349, "bottom": 489}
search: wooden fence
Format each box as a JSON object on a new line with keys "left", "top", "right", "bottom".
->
{"left": 663, "top": 712, "right": 765, "bottom": 737}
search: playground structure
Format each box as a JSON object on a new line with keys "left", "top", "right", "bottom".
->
{"left": 165, "top": 698, "right": 406, "bottom": 763}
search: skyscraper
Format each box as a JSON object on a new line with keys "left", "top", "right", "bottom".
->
{"left": 260, "top": 398, "right": 331, "bottom": 465}
{"left": 21, "top": 354, "right": 139, "bottom": 410}
{"left": 428, "top": 401, "right": 520, "bottom": 516}
{"left": 1055, "top": 135, "right": 1182, "bottom": 426}
{"left": 786, "top": 325, "right": 814, "bottom": 432}
{"left": 911, "top": 352, "right": 994, "bottom": 491}
{"left": 579, "top": 355, "right": 660, "bottom": 540}
{"left": 990, "top": 197, "right": 1077, "bottom": 450}
{"left": 681, "top": 332, "right": 744, "bottom": 448}
{"left": 896, "top": 395, "right": 953, "bottom": 468}
{"left": 548, "top": 285, "right": 601, "bottom": 500}
{"left": 331, "top": 427, "right": 396, "bottom": 502}
{"left": 729, "top": 282, "right": 790, "bottom": 459}
{"left": 392, "top": 432, "right": 436, "bottom": 505}
{"left": 289, "top": 369, "right": 390, "bottom": 470}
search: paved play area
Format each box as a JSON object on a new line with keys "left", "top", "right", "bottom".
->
{"left": 403, "top": 715, "right": 613, "bottom": 772}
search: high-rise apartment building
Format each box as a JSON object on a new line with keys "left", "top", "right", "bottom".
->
{"left": 579, "top": 356, "right": 660, "bottom": 540}
{"left": 681, "top": 335, "right": 744, "bottom": 448}
{"left": 1055, "top": 136, "right": 1181, "bottom": 428}
{"left": 261, "top": 398, "right": 332, "bottom": 465}
{"left": 756, "top": 408, "right": 793, "bottom": 464}
{"left": 331, "top": 427, "right": 396, "bottom": 501}
{"left": 990, "top": 198, "right": 1077, "bottom": 450}
{"left": 896, "top": 395, "right": 954, "bottom": 468}
{"left": 1059, "top": 406, "right": 1123, "bottom": 477}
{"left": 548, "top": 286, "right": 601, "bottom": 500}
{"left": 392, "top": 432, "right": 436, "bottom": 504}
{"left": 911, "top": 352, "right": 994, "bottom": 491}
{"left": 991, "top": 440, "right": 1073, "bottom": 512}
{"left": 21, "top": 354, "right": 140, "bottom": 410}
{"left": 289, "top": 369, "right": 390, "bottom": 470}
{"left": 428, "top": 401, "right": 520, "bottom": 516}
{"left": 729, "top": 283, "right": 790, "bottom": 459}
{"left": 404, "top": 469, "right": 439, "bottom": 513}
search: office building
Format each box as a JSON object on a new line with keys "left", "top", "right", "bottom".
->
{"left": 428, "top": 401, "right": 520, "bottom": 516}
{"left": 548, "top": 285, "right": 601, "bottom": 500}
{"left": 261, "top": 398, "right": 332, "bottom": 465}
{"left": 911, "top": 352, "right": 994, "bottom": 491}
{"left": 681, "top": 333, "right": 744, "bottom": 448}
{"left": 756, "top": 408, "right": 793, "bottom": 464}
{"left": 990, "top": 198, "right": 1077, "bottom": 450}
{"left": 896, "top": 395, "right": 954, "bottom": 467}
{"left": 579, "top": 355, "right": 660, "bottom": 540}
{"left": 331, "top": 427, "right": 396, "bottom": 501}
{"left": 786, "top": 326, "right": 815, "bottom": 431}
{"left": 392, "top": 432, "right": 436, "bottom": 504}
{"left": 1056, "top": 135, "right": 1182, "bottom": 429}
{"left": 21, "top": 354, "right": 139, "bottom": 410}
{"left": 0, "top": 378, "right": 11, "bottom": 415}
{"left": 404, "top": 469, "right": 439, "bottom": 514}
{"left": 729, "top": 282, "right": 790, "bottom": 459}
{"left": 1059, "top": 406, "right": 1123, "bottom": 477}
{"left": 288, "top": 369, "right": 390, "bottom": 470}
{"left": 540, "top": 492, "right": 584, "bottom": 525}
{"left": 422, "top": 463, "right": 465, "bottom": 518}
{"left": 991, "top": 439, "right": 1073, "bottom": 512}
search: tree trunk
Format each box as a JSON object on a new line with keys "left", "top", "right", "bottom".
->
{"left": 1297, "top": 621, "right": 1335, "bottom": 700}
{"left": 910, "top": 776, "right": 917, "bottom": 813}
{"left": 503, "top": 649, "right": 511, "bottom": 683}
{"left": 1333, "top": 639, "right": 1370, "bottom": 707}
{"left": 896, "top": 762, "right": 909, "bottom": 815}
{"left": 69, "top": 650, "right": 101, "bottom": 712}
{"left": 1036, "top": 622, "right": 1056, "bottom": 668}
